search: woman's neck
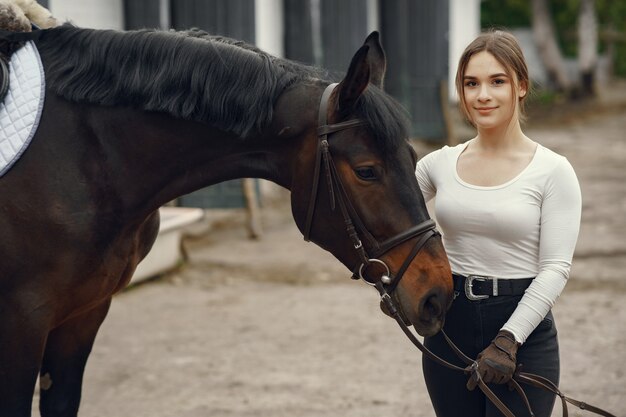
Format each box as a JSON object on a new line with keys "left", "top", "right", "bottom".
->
{"left": 474, "top": 119, "right": 529, "bottom": 151}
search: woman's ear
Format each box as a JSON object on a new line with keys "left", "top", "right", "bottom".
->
{"left": 518, "top": 80, "right": 528, "bottom": 99}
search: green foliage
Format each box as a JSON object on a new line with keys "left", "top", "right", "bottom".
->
{"left": 480, "top": 0, "right": 626, "bottom": 77}
{"left": 597, "top": 0, "right": 626, "bottom": 76}
{"left": 481, "top": 0, "right": 532, "bottom": 28}
{"left": 549, "top": 0, "right": 579, "bottom": 57}
{"left": 528, "top": 88, "right": 561, "bottom": 106}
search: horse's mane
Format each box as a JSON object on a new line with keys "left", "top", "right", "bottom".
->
{"left": 35, "top": 25, "right": 410, "bottom": 147}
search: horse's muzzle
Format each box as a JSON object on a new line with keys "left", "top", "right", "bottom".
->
{"left": 393, "top": 286, "right": 448, "bottom": 337}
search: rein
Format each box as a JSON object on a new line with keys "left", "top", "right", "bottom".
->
{"left": 303, "top": 83, "right": 439, "bottom": 293}
{"left": 379, "top": 281, "right": 616, "bottom": 417}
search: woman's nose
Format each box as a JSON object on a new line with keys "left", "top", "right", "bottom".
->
{"left": 478, "top": 85, "right": 491, "bottom": 101}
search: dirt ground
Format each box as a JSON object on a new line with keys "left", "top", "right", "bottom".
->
{"left": 35, "top": 100, "right": 626, "bottom": 416}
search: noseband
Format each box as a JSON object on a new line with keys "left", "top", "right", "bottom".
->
{"left": 302, "top": 83, "right": 439, "bottom": 296}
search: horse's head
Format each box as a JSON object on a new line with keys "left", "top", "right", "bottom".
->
{"left": 275, "top": 32, "right": 452, "bottom": 336}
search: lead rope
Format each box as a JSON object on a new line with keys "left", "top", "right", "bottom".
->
{"left": 516, "top": 373, "right": 616, "bottom": 417}
{"left": 375, "top": 283, "right": 518, "bottom": 417}
{"left": 439, "top": 330, "right": 617, "bottom": 417}
{"left": 440, "top": 330, "right": 535, "bottom": 416}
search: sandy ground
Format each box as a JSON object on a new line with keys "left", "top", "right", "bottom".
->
{"left": 33, "top": 106, "right": 626, "bottom": 416}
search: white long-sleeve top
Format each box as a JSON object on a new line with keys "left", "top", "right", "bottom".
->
{"left": 415, "top": 141, "right": 581, "bottom": 344}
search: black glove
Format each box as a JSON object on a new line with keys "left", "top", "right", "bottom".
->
{"left": 466, "top": 330, "right": 519, "bottom": 390}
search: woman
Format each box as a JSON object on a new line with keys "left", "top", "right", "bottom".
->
{"left": 415, "top": 30, "right": 581, "bottom": 417}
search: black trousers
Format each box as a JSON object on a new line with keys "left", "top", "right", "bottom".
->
{"left": 422, "top": 291, "right": 559, "bottom": 417}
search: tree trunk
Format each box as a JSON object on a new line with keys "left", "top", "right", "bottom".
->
{"left": 531, "top": 0, "right": 572, "bottom": 93}
{"left": 243, "top": 178, "right": 262, "bottom": 239}
{"left": 578, "top": 0, "right": 598, "bottom": 96}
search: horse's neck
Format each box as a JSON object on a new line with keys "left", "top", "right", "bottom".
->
{"left": 92, "top": 107, "right": 294, "bottom": 215}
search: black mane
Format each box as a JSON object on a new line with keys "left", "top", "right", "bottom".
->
{"left": 35, "top": 25, "right": 409, "bottom": 147}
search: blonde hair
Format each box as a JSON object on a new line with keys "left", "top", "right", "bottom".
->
{"left": 455, "top": 30, "right": 530, "bottom": 125}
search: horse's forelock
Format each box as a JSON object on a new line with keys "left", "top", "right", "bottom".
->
{"left": 354, "top": 86, "right": 412, "bottom": 155}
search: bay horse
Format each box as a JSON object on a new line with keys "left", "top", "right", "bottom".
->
{"left": 0, "top": 25, "right": 452, "bottom": 416}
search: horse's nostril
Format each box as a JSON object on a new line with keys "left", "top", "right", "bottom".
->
{"left": 407, "top": 288, "right": 447, "bottom": 337}
{"left": 420, "top": 289, "right": 444, "bottom": 321}
{"left": 427, "top": 295, "right": 443, "bottom": 318}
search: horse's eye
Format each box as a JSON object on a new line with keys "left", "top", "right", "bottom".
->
{"left": 355, "top": 167, "right": 377, "bottom": 181}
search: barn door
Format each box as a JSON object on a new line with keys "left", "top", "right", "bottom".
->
{"left": 125, "top": 0, "right": 254, "bottom": 41}
{"left": 284, "top": 0, "right": 449, "bottom": 142}
{"left": 170, "top": 0, "right": 255, "bottom": 43}
{"left": 284, "top": 0, "right": 369, "bottom": 73}
{"left": 380, "top": 0, "right": 449, "bottom": 141}
{"left": 123, "top": 0, "right": 160, "bottom": 29}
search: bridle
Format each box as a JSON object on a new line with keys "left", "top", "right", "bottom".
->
{"left": 303, "top": 82, "right": 439, "bottom": 298}
{"left": 302, "top": 83, "right": 616, "bottom": 417}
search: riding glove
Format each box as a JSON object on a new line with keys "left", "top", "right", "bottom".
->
{"left": 466, "top": 330, "right": 519, "bottom": 390}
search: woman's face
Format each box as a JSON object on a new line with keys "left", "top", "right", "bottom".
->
{"left": 462, "top": 51, "right": 526, "bottom": 130}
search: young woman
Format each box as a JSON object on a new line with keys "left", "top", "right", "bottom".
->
{"left": 415, "top": 30, "right": 582, "bottom": 417}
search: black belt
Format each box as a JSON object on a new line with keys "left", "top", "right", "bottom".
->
{"left": 453, "top": 274, "right": 534, "bottom": 301}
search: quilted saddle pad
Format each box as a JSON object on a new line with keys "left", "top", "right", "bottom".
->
{"left": 0, "top": 40, "right": 45, "bottom": 178}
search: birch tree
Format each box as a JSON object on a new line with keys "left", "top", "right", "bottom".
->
{"left": 578, "top": 0, "right": 598, "bottom": 96}
{"left": 531, "top": 0, "right": 572, "bottom": 93}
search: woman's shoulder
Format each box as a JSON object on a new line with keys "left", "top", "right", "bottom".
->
{"left": 415, "top": 142, "right": 468, "bottom": 185}
{"left": 535, "top": 143, "right": 563, "bottom": 158}
{"left": 419, "top": 141, "right": 467, "bottom": 162}
{"left": 531, "top": 143, "right": 579, "bottom": 188}
{"left": 533, "top": 143, "right": 573, "bottom": 170}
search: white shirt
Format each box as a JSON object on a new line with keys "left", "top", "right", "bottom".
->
{"left": 415, "top": 142, "right": 581, "bottom": 343}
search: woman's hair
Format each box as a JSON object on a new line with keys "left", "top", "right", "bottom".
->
{"left": 455, "top": 29, "right": 530, "bottom": 125}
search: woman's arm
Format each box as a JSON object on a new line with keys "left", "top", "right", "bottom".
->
{"left": 414, "top": 148, "right": 441, "bottom": 202}
{"left": 502, "top": 157, "right": 582, "bottom": 343}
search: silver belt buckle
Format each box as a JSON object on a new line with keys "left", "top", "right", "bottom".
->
{"left": 465, "top": 275, "right": 494, "bottom": 300}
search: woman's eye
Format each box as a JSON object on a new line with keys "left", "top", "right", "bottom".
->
{"left": 493, "top": 78, "right": 505, "bottom": 85}
{"left": 355, "top": 167, "right": 377, "bottom": 181}
{"left": 465, "top": 81, "right": 477, "bottom": 87}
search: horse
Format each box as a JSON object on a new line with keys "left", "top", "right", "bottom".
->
{"left": 0, "top": 25, "right": 452, "bottom": 416}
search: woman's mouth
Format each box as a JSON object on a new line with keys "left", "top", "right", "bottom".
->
{"left": 476, "top": 106, "right": 497, "bottom": 115}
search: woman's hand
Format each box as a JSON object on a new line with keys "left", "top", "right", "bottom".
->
{"left": 466, "top": 330, "right": 519, "bottom": 390}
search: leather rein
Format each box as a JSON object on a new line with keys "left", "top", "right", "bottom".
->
{"left": 384, "top": 299, "right": 616, "bottom": 417}
{"left": 303, "top": 83, "right": 616, "bottom": 417}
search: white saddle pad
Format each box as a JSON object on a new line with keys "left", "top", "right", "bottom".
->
{"left": 0, "top": 40, "right": 45, "bottom": 177}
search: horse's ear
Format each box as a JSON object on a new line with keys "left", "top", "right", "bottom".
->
{"left": 336, "top": 32, "right": 387, "bottom": 117}
{"left": 336, "top": 45, "right": 370, "bottom": 117}
{"left": 363, "top": 31, "right": 386, "bottom": 89}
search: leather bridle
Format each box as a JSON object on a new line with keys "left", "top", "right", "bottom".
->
{"left": 302, "top": 82, "right": 616, "bottom": 417}
{"left": 303, "top": 83, "right": 439, "bottom": 297}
